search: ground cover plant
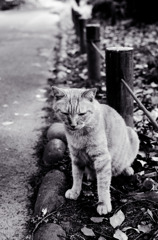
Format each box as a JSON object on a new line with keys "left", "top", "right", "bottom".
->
{"left": 31, "top": 14, "right": 158, "bottom": 240}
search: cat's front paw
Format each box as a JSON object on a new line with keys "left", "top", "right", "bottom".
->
{"left": 97, "top": 201, "right": 112, "bottom": 215}
{"left": 65, "top": 189, "right": 80, "bottom": 200}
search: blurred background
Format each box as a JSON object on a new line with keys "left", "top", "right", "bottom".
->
{"left": 1, "top": 0, "right": 158, "bottom": 24}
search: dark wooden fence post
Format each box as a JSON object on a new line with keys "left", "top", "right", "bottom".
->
{"left": 86, "top": 24, "right": 101, "bottom": 85}
{"left": 71, "top": 8, "right": 75, "bottom": 25}
{"left": 72, "top": 8, "right": 81, "bottom": 38}
{"left": 106, "top": 47, "right": 134, "bottom": 127}
{"left": 79, "top": 17, "right": 87, "bottom": 54}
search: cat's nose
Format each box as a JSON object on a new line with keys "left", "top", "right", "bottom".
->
{"left": 70, "top": 124, "right": 77, "bottom": 129}
{"left": 69, "top": 118, "right": 77, "bottom": 129}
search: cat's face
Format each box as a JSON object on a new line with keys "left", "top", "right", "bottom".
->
{"left": 52, "top": 87, "right": 97, "bottom": 131}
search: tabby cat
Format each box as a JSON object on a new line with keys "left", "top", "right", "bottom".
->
{"left": 52, "top": 87, "right": 139, "bottom": 215}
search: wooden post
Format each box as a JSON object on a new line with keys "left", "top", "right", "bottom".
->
{"left": 79, "top": 17, "right": 87, "bottom": 54}
{"left": 71, "top": 8, "right": 75, "bottom": 25}
{"left": 86, "top": 24, "right": 101, "bottom": 85}
{"left": 73, "top": 9, "right": 81, "bottom": 38}
{"left": 106, "top": 47, "right": 134, "bottom": 127}
{"left": 76, "top": 0, "right": 80, "bottom": 6}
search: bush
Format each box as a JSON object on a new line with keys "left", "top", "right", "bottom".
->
{"left": 92, "top": 0, "right": 126, "bottom": 25}
{"left": 0, "top": 0, "right": 23, "bottom": 10}
{"left": 126, "top": 0, "right": 158, "bottom": 23}
{"left": 91, "top": 0, "right": 158, "bottom": 24}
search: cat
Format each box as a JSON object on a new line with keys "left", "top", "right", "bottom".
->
{"left": 52, "top": 86, "right": 139, "bottom": 215}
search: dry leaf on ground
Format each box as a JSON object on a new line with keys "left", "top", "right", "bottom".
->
{"left": 90, "top": 217, "right": 104, "bottom": 223}
{"left": 138, "top": 223, "right": 153, "bottom": 233}
{"left": 110, "top": 210, "right": 125, "bottom": 228}
{"left": 114, "top": 229, "right": 128, "bottom": 240}
{"left": 81, "top": 226, "right": 95, "bottom": 237}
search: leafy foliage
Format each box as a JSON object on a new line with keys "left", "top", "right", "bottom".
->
{"left": 90, "top": 0, "right": 158, "bottom": 24}
{"left": 0, "top": 0, "right": 23, "bottom": 10}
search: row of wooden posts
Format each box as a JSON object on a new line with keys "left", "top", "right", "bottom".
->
{"left": 71, "top": 7, "right": 158, "bottom": 131}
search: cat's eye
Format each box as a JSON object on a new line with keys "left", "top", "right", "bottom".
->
{"left": 55, "top": 95, "right": 64, "bottom": 101}
{"left": 78, "top": 112, "right": 86, "bottom": 116}
{"left": 61, "top": 112, "right": 69, "bottom": 115}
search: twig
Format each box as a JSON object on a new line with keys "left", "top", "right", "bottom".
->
{"left": 121, "top": 78, "right": 158, "bottom": 131}
{"left": 110, "top": 185, "right": 125, "bottom": 196}
{"left": 142, "top": 172, "right": 158, "bottom": 179}
{"left": 128, "top": 191, "right": 158, "bottom": 202}
{"left": 57, "top": 235, "right": 69, "bottom": 239}
{"left": 90, "top": 41, "right": 105, "bottom": 59}
{"left": 70, "top": 234, "right": 86, "bottom": 240}
{"left": 94, "top": 230, "right": 118, "bottom": 239}
{"left": 134, "top": 232, "right": 145, "bottom": 240}
{"left": 31, "top": 203, "right": 65, "bottom": 239}
{"left": 152, "top": 228, "right": 158, "bottom": 240}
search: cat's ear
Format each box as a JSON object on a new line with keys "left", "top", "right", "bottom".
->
{"left": 52, "top": 86, "right": 66, "bottom": 100}
{"left": 81, "top": 88, "right": 97, "bottom": 102}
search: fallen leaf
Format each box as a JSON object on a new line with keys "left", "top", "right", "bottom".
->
{"left": 144, "top": 89, "right": 154, "bottom": 95}
{"left": 2, "top": 121, "right": 14, "bottom": 126}
{"left": 114, "top": 229, "right": 128, "bottom": 240}
{"left": 147, "top": 209, "right": 155, "bottom": 222}
{"left": 81, "top": 226, "right": 95, "bottom": 237}
{"left": 138, "top": 223, "right": 152, "bottom": 233}
{"left": 137, "top": 171, "right": 145, "bottom": 176}
{"left": 133, "top": 115, "right": 143, "bottom": 123}
{"left": 13, "top": 101, "right": 19, "bottom": 104}
{"left": 151, "top": 156, "right": 158, "bottom": 162}
{"left": 138, "top": 151, "right": 146, "bottom": 158}
{"left": 98, "top": 237, "right": 106, "bottom": 240}
{"left": 120, "top": 199, "right": 128, "bottom": 203}
{"left": 2, "top": 104, "right": 8, "bottom": 108}
{"left": 101, "top": 86, "right": 106, "bottom": 91}
{"left": 23, "top": 113, "right": 31, "bottom": 117}
{"left": 122, "top": 226, "right": 140, "bottom": 233}
{"left": 150, "top": 82, "right": 157, "bottom": 88}
{"left": 110, "top": 210, "right": 125, "bottom": 228}
{"left": 151, "top": 108, "right": 158, "bottom": 120}
{"left": 90, "top": 217, "right": 104, "bottom": 223}
{"left": 39, "top": 88, "right": 47, "bottom": 93}
{"left": 137, "top": 159, "right": 147, "bottom": 167}
{"left": 151, "top": 96, "right": 158, "bottom": 105}
{"left": 42, "top": 208, "right": 47, "bottom": 216}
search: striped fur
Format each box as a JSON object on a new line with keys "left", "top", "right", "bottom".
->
{"left": 52, "top": 87, "right": 140, "bottom": 215}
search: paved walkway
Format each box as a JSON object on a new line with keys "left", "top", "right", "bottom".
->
{"left": 0, "top": 1, "right": 68, "bottom": 239}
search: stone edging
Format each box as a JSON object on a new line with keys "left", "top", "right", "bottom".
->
{"left": 32, "top": 4, "right": 72, "bottom": 240}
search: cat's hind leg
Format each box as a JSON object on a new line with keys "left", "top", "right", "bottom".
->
{"left": 122, "top": 127, "right": 139, "bottom": 177}
{"left": 127, "top": 126, "right": 140, "bottom": 162}
{"left": 122, "top": 166, "right": 134, "bottom": 176}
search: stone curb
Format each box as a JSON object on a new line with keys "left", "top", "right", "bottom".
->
{"left": 34, "top": 170, "right": 66, "bottom": 216}
{"left": 42, "top": 138, "right": 66, "bottom": 166}
{"left": 34, "top": 223, "right": 66, "bottom": 240}
{"left": 32, "top": 3, "right": 72, "bottom": 240}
